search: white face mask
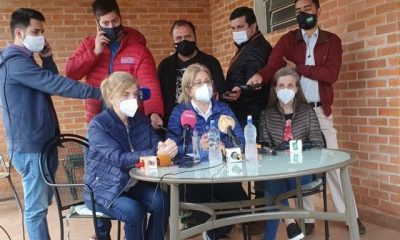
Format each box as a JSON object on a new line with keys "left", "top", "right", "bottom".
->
{"left": 194, "top": 84, "right": 213, "bottom": 103}
{"left": 276, "top": 88, "right": 296, "bottom": 104}
{"left": 232, "top": 30, "right": 249, "bottom": 45}
{"left": 23, "top": 34, "right": 45, "bottom": 53}
{"left": 119, "top": 98, "right": 138, "bottom": 117}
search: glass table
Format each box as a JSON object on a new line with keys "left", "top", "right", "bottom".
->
{"left": 130, "top": 148, "right": 360, "bottom": 240}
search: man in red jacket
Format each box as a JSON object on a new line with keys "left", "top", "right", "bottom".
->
{"left": 248, "top": 0, "right": 366, "bottom": 236}
{"left": 65, "top": 0, "right": 164, "bottom": 128}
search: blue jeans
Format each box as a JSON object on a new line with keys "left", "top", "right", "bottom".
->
{"left": 11, "top": 152, "right": 56, "bottom": 240}
{"left": 263, "top": 176, "right": 312, "bottom": 240}
{"left": 93, "top": 181, "right": 169, "bottom": 240}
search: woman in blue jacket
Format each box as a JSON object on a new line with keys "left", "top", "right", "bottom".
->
{"left": 84, "top": 72, "right": 178, "bottom": 240}
{"left": 167, "top": 63, "right": 248, "bottom": 240}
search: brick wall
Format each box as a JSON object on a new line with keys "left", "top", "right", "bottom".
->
{"left": 0, "top": 0, "right": 212, "bottom": 198}
{"left": 210, "top": 0, "right": 400, "bottom": 224}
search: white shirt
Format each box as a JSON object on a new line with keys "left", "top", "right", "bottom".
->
{"left": 191, "top": 100, "right": 212, "bottom": 121}
{"left": 300, "top": 28, "right": 320, "bottom": 103}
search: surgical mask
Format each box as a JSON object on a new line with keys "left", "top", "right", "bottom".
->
{"left": 296, "top": 12, "right": 317, "bottom": 30}
{"left": 23, "top": 35, "right": 45, "bottom": 53}
{"left": 276, "top": 88, "right": 296, "bottom": 104}
{"left": 119, "top": 98, "right": 138, "bottom": 117}
{"left": 232, "top": 30, "right": 248, "bottom": 45}
{"left": 101, "top": 25, "right": 123, "bottom": 42}
{"left": 174, "top": 40, "right": 196, "bottom": 56}
{"left": 194, "top": 84, "right": 213, "bottom": 103}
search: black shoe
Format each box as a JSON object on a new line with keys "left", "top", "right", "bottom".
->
{"left": 346, "top": 218, "right": 367, "bottom": 235}
{"left": 305, "top": 223, "right": 315, "bottom": 235}
{"left": 357, "top": 218, "right": 366, "bottom": 235}
{"left": 286, "top": 223, "right": 305, "bottom": 240}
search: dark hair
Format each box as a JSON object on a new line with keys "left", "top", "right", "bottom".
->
{"left": 267, "top": 67, "right": 307, "bottom": 108}
{"left": 229, "top": 7, "right": 257, "bottom": 26}
{"left": 294, "top": 0, "right": 320, "bottom": 8}
{"left": 92, "top": 0, "right": 121, "bottom": 21}
{"left": 170, "top": 20, "right": 196, "bottom": 37}
{"left": 10, "top": 8, "right": 45, "bottom": 39}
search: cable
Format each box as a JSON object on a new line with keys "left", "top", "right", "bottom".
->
{"left": 0, "top": 225, "right": 12, "bottom": 240}
{"left": 0, "top": 50, "right": 25, "bottom": 240}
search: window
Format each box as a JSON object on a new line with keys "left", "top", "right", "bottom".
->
{"left": 254, "top": 0, "right": 297, "bottom": 34}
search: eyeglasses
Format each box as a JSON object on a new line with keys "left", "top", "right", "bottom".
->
{"left": 190, "top": 80, "right": 212, "bottom": 88}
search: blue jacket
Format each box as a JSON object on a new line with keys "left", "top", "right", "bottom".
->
{"left": 167, "top": 99, "right": 244, "bottom": 160}
{"left": 84, "top": 109, "right": 160, "bottom": 208}
{"left": 0, "top": 45, "right": 101, "bottom": 152}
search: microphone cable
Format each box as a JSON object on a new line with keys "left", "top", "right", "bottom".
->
{"left": 0, "top": 50, "right": 25, "bottom": 240}
{"left": 0, "top": 225, "right": 12, "bottom": 240}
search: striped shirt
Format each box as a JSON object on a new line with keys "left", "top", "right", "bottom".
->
{"left": 258, "top": 101, "right": 324, "bottom": 148}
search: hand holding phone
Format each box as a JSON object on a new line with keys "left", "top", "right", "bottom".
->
{"left": 39, "top": 40, "right": 52, "bottom": 58}
{"left": 94, "top": 25, "right": 109, "bottom": 56}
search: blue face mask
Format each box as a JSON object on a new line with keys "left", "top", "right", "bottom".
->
{"left": 101, "top": 25, "right": 123, "bottom": 42}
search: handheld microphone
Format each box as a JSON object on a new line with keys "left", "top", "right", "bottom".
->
{"left": 218, "top": 115, "right": 242, "bottom": 148}
{"left": 139, "top": 87, "right": 151, "bottom": 100}
{"left": 180, "top": 110, "right": 197, "bottom": 155}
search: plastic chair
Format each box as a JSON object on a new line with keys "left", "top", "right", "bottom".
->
{"left": 39, "top": 134, "right": 121, "bottom": 240}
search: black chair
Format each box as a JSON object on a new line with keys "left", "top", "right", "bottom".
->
{"left": 243, "top": 145, "right": 330, "bottom": 240}
{"left": 39, "top": 134, "right": 121, "bottom": 240}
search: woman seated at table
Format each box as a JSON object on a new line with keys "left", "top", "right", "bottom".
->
{"left": 167, "top": 63, "right": 248, "bottom": 240}
{"left": 258, "top": 67, "right": 323, "bottom": 240}
{"left": 84, "top": 72, "right": 177, "bottom": 240}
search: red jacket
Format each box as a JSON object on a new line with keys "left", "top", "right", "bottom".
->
{"left": 65, "top": 27, "right": 164, "bottom": 122}
{"left": 258, "top": 29, "right": 342, "bottom": 116}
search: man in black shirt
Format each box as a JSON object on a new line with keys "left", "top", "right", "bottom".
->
{"left": 158, "top": 20, "right": 225, "bottom": 124}
{"left": 222, "top": 7, "right": 272, "bottom": 129}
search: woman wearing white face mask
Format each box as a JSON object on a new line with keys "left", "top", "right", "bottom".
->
{"left": 84, "top": 71, "right": 177, "bottom": 240}
{"left": 258, "top": 67, "right": 323, "bottom": 240}
{"left": 167, "top": 64, "right": 248, "bottom": 240}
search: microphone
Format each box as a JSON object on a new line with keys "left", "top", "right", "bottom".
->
{"left": 139, "top": 87, "right": 151, "bottom": 100}
{"left": 262, "top": 145, "right": 277, "bottom": 156}
{"left": 180, "top": 110, "right": 197, "bottom": 155}
{"left": 218, "top": 115, "right": 242, "bottom": 148}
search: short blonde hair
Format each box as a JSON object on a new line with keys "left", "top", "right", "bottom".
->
{"left": 100, "top": 71, "right": 138, "bottom": 107}
{"left": 178, "top": 63, "right": 212, "bottom": 103}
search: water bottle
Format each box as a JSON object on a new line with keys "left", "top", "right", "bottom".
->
{"left": 192, "top": 129, "right": 200, "bottom": 162}
{"left": 208, "top": 120, "right": 222, "bottom": 165}
{"left": 244, "top": 115, "right": 258, "bottom": 162}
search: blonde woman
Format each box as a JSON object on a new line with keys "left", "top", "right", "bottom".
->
{"left": 84, "top": 72, "right": 177, "bottom": 240}
{"left": 167, "top": 63, "right": 247, "bottom": 240}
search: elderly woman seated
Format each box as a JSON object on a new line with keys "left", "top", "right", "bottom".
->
{"left": 258, "top": 67, "right": 323, "bottom": 240}
{"left": 84, "top": 72, "right": 177, "bottom": 240}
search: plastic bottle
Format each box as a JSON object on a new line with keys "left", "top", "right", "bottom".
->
{"left": 208, "top": 120, "right": 222, "bottom": 165}
{"left": 244, "top": 115, "right": 258, "bottom": 162}
{"left": 192, "top": 128, "right": 200, "bottom": 162}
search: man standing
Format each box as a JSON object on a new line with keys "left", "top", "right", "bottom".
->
{"left": 0, "top": 8, "right": 101, "bottom": 240}
{"left": 158, "top": 20, "right": 225, "bottom": 124}
{"left": 65, "top": 0, "right": 164, "bottom": 128}
{"left": 248, "top": 0, "right": 366, "bottom": 235}
{"left": 222, "top": 6, "right": 272, "bottom": 129}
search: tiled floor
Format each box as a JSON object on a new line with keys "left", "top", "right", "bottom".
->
{"left": 0, "top": 196, "right": 399, "bottom": 240}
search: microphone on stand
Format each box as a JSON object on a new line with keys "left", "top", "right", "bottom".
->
{"left": 139, "top": 87, "right": 151, "bottom": 100}
{"left": 218, "top": 115, "right": 242, "bottom": 148}
{"left": 180, "top": 110, "right": 197, "bottom": 155}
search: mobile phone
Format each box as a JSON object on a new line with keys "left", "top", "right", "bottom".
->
{"left": 41, "top": 45, "right": 49, "bottom": 54}
{"left": 240, "top": 84, "right": 262, "bottom": 91}
{"left": 223, "top": 90, "right": 239, "bottom": 96}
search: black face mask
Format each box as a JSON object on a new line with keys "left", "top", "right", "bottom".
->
{"left": 296, "top": 12, "right": 317, "bottom": 30}
{"left": 101, "top": 25, "right": 123, "bottom": 43}
{"left": 174, "top": 40, "right": 196, "bottom": 57}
